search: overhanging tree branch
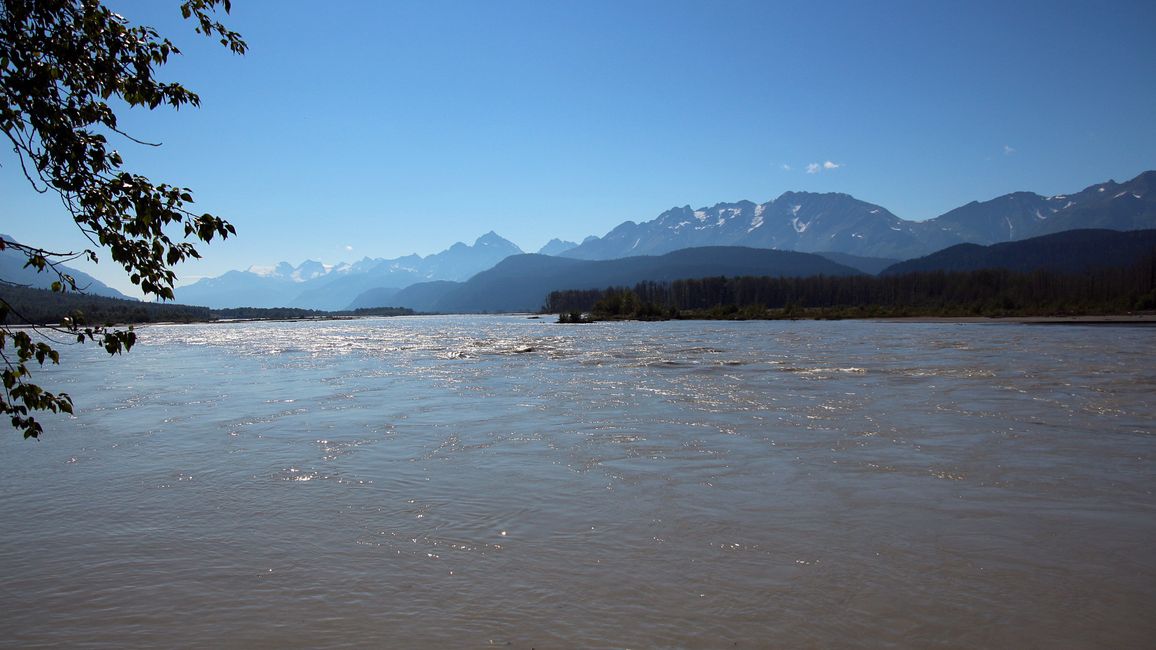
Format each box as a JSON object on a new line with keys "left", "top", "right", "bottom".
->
{"left": 1, "top": 0, "right": 245, "bottom": 438}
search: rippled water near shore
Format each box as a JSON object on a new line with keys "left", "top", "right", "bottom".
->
{"left": 2, "top": 316, "right": 1153, "bottom": 648}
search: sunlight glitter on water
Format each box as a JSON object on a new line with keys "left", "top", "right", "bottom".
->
{"left": 1, "top": 316, "right": 1154, "bottom": 648}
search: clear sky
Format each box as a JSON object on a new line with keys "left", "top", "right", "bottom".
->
{"left": 4, "top": 0, "right": 1155, "bottom": 296}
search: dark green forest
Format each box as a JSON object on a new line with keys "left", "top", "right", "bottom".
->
{"left": 0, "top": 285, "right": 413, "bottom": 326}
{"left": 546, "top": 252, "right": 1156, "bottom": 321}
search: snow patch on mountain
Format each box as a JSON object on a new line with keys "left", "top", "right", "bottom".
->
{"left": 246, "top": 260, "right": 331, "bottom": 282}
{"left": 177, "top": 232, "right": 524, "bottom": 309}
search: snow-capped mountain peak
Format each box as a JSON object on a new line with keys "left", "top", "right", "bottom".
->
{"left": 177, "top": 233, "right": 524, "bottom": 310}
{"left": 245, "top": 260, "right": 331, "bottom": 282}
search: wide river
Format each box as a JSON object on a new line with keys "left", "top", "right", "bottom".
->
{"left": 1, "top": 316, "right": 1153, "bottom": 648}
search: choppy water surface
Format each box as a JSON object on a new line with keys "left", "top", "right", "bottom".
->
{"left": 2, "top": 316, "right": 1154, "bottom": 648}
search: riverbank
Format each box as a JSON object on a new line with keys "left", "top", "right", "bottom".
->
{"left": 557, "top": 309, "right": 1156, "bottom": 325}
{"left": 870, "top": 314, "right": 1156, "bottom": 325}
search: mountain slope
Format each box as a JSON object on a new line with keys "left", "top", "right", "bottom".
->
{"left": 814, "top": 252, "right": 901, "bottom": 276}
{"left": 345, "top": 286, "right": 400, "bottom": 310}
{"left": 175, "top": 232, "right": 523, "bottom": 309}
{"left": 537, "top": 239, "right": 578, "bottom": 256}
{"left": 0, "top": 234, "right": 134, "bottom": 300}
{"left": 913, "top": 171, "right": 1156, "bottom": 251}
{"left": 407, "top": 247, "right": 862, "bottom": 313}
{"left": 383, "top": 281, "right": 463, "bottom": 313}
{"left": 562, "top": 194, "right": 924, "bottom": 261}
{"left": 563, "top": 171, "right": 1156, "bottom": 263}
{"left": 172, "top": 169, "right": 1156, "bottom": 309}
{"left": 174, "top": 269, "right": 302, "bottom": 308}
{"left": 882, "top": 229, "right": 1156, "bottom": 275}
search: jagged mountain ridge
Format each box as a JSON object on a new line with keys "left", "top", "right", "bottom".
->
{"left": 920, "top": 172, "right": 1156, "bottom": 250}
{"left": 386, "top": 246, "right": 863, "bottom": 313}
{"left": 881, "top": 229, "right": 1156, "bottom": 276}
{"left": 536, "top": 239, "right": 578, "bottom": 256}
{"left": 175, "top": 170, "right": 1155, "bottom": 310}
{"left": 562, "top": 170, "right": 1156, "bottom": 262}
{"left": 563, "top": 194, "right": 922, "bottom": 260}
{"left": 175, "top": 232, "right": 523, "bottom": 309}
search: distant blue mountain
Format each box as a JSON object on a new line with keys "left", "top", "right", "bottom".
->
{"left": 175, "top": 232, "right": 523, "bottom": 309}
{"left": 536, "top": 238, "right": 578, "bottom": 256}
{"left": 814, "top": 252, "right": 900, "bottom": 276}
{"left": 881, "top": 229, "right": 1156, "bottom": 276}
{"left": 562, "top": 170, "right": 1156, "bottom": 262}
{"left": 560, "top": 194, "right": 922, "bottom": 260}
{"left": 384, "top": 246, "right": 863, "bottom": 313}
{"left": 915, "top": 171, "right": 1156, "bottom": 252}
{"left": 174, "top": 170, "right": 1156, "bottom": 311}
{"left": 0, "top": 234, "right": 134, "bottom": 300}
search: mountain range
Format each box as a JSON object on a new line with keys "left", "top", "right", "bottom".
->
{"left": 171, "top": 170, "right": 1156, "bottom": 310}
{"left": 389, "top": 247, "right": 864, "bottom": 313}
{"left": 882, "top": 229, "right": 1156, "bottom": 276}
{"left": 175, "top": 232, "right": 524, "bottom": 310}
{"left": 560, "top": 171, "right": 1156, "bottom": 261}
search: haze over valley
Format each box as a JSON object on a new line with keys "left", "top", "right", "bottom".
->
{"left": 167, "top": 170, "right": 1156, "bottom": 312}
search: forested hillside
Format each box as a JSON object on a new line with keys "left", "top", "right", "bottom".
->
{"left": 547, "top": 253, "right": 1156, "bottom": 320}
{"left": 0, "top": 286, "right": 412, "bottom": 326}
{"left": 882, "top": 229, "right": 1156, "bottom": 275}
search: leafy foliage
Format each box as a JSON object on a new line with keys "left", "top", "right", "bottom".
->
{"left": 1, "top": 0, "right": 244, "bottom": 437}
{"left": 0, "top": 284, "right": 211, "bottom": 324}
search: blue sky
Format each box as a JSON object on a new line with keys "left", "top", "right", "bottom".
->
{"left": 4, "top": 0, "right": 1155, "bottom": 295}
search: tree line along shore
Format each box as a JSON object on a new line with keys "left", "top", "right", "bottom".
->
{"left": 0, "top": 285, "right": 413, "bottom": 327}
{"left": 547, "top": 255, "right": 1156, "bottom": 322}
{"left": 4, "top": 251, "right": 1154, "bottom": 328}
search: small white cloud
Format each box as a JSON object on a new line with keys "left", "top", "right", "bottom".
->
{"left": 1003, "top": 145, "right": 1016, "bottom": 156}
{"left": 805, "top": 161, "right": 842, "bottom": 174}
{"left": 781, "top": 164, "right": 792, "bottom": 172}
{"left": 344, "top": 245, "right": 354, "bottom": 252}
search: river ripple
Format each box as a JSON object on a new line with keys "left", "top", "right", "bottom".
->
{"left": 2, "top": 316, "right": 1154, "bottom": 648}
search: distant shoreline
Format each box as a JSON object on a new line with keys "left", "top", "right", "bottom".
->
{"left": 555, "top": 310, "right": 1156, "bottom": 325}
{"left": 869, "top": 314, "right": 1156, "bottom": 325}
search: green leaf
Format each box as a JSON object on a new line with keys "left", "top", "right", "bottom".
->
{"left": 1, "top": 0, "right": 244, "bottom": 440}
